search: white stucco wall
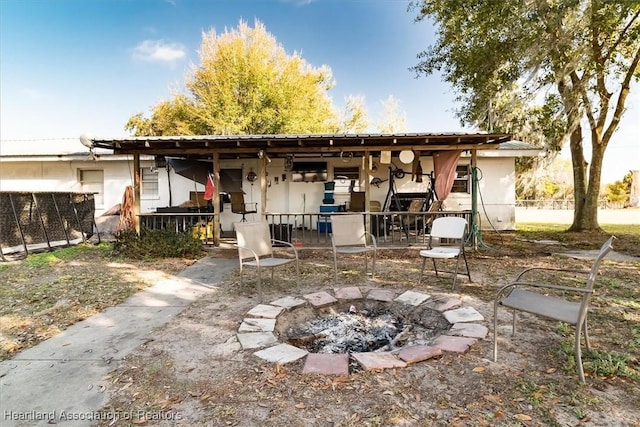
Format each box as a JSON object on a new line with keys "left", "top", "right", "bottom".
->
{"left": 0, "top": 156, "right": 156, "bottom": 215}
{"left": 0, "top": 153, "right": 519, "bottom": 231}
{"left": 443, "top": 157, "right": 516, "bottom": 230}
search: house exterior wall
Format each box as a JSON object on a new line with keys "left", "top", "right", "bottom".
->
{"left": 444, "top": 157, "right": 516, "bottom": 230}
{"left": 0, "top": 154, "right": 518, "bottom": 231}
{"left": 0, "top": 157, "right": 157, "bottom": 216}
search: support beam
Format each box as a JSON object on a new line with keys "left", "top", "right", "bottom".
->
{"left": 133, "top": 153, "right": 141, "bottom": 234}
{"left": 470, "top": 150, "right": 478, "bottom": 250}
{"left": 260, "top": 154, "right": 268, "bottom": 216}
{"left": 212, "top": 151, "right": 221, "bottom": 246}
{"left": 363, "top": 150, "right": 371, "bottom": 235}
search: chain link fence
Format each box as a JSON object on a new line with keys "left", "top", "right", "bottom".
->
{"left": 1, "top": 192, "right": 96, "bottom": 260}
{"left": 515, "top": 199, "right": 625, "bottom": 209}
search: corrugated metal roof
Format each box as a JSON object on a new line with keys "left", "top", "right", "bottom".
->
{"left": 1, "top": 134, "right": 546, "bottom": 159}
{"left": 497, "top": 140, "right": 541, "bottom": 150}
{"left": 89, "top": 132, "right": 515, "bottom": 159}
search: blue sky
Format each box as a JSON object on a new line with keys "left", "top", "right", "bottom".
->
{"left": 1, "top": 0, "right": 637, "bottom": 183}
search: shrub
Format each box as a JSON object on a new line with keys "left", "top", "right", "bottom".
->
{"left": 113, "top": 227, "right": 204, "bottom": 260}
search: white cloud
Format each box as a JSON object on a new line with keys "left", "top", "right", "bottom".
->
{"left": 132, "top": 40, "right": 186, "bottom": 63}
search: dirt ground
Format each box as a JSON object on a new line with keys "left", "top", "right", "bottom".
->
{"left": 95, "top": 232, "right": 640, "bottom": 427}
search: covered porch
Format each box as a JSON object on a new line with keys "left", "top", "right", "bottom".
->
{"left": 90, "top": 132, "right": 512, "bottom": 247}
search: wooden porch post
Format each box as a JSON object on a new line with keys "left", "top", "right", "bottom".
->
{"left": 212, "top": 151, "right": 221, "bottom": 246}
{"left": 470, "top": 149, "right": 478, "bottom": 250}
{"left": 363, "top": 150, "right": 371, "bottom": 234}
{"left": 132, "top": 153, "right": 141, "bottom": 234}
{"left": 260, "top": 153, "right": 268, "bottom": 217}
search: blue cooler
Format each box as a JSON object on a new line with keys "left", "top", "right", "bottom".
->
{"left": 320, "top": 205, "right": 340, "bottom": 213}
{"left": 317, "top": 221, "right": 332, "bottom": 233}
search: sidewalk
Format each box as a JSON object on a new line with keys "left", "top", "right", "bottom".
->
{"left": 0, "top": 257, "right": 238, "bottom": 427}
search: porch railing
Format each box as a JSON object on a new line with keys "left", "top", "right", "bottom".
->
{"left": 139, "top": 210, "right": 472, "bottom": 247}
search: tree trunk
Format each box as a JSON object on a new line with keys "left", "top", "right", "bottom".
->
{"left": 569, "top": 127, "right": 604, "bottom": 232}
{"left": 568, "top": 126, "right": 588, "bottom": 231}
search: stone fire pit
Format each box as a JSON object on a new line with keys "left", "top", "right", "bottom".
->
{"left": 236, "top": 287, "right": 488, "bottom": 376}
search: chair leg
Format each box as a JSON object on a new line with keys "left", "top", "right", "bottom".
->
{"left": 364, "top": 252, "right": 369, "bottom": 276}
{"left": 333, "top": 250, "right": 338, "bottom": 283}
{"left": 493, "top": 299, "right": 499, "bottom": 362}
{"left": 452, "top": 256, "right": 462, "bottom": 289}
{"left": 462, "top": 250, "right": 472, "bottom": 282}
{"left": 271, "top": 268, "right": 274, "bottom": 285}
{"left": 239, "top": 264, "right": 244, "bottom": 287}
{"left": 583, "top": 317, "right": 591, "bottom": 350}
{"left": 432, "top": 258, "right": 439, "bottom": 278}
{"left": 419, "top": 257, "right": 427, "bottom": 285}
{"left": 575, "top": 325, "right": 586, "bottom": 383}
{"left": 257, "top": 266, "right": 263, "bottom": 303}
{"left": 371, "top": 250, "right": 376, "bottom": 279}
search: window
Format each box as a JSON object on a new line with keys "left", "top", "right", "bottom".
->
{"left": 451, "top": 164, "right": 471, "bottom": 193}
{"left": 141, "top": 167, "right": 159, "bottom": 198}
{"left": 79, "top": 169, "right": 104, "bottom": 207}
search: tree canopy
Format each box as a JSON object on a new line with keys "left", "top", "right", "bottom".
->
{"left": 126, "top": 20, "right": 338, "bottom": 136}
{"left": 411, "top": 0, "right": 640, "bottom": 231}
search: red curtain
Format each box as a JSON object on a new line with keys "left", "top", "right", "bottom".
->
{"left": 433, "top": 150, "right": 462, "bottom": 201}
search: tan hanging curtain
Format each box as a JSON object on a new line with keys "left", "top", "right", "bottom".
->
{"left": 433, "top": 150, "right": 462, "bottom": 201}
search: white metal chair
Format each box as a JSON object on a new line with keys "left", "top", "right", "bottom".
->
{"left": 493, "top": 236, "right": 615, "bottom": 383}
{"left": 330, "top": 214, "right": 377, "bottom": 282}
{"left": 418, "top": 216, "right": 471, "bottom": 289}
{"left": 234, "top": 221, "right": 299, "bottom": 302}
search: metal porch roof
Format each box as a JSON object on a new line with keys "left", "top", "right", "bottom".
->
{"left": 89, "top": 132, "right": 514, "bottom": 159}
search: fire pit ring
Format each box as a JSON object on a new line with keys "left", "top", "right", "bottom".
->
{"left": 236, "top": 287, "right": 488, "bottom": 375}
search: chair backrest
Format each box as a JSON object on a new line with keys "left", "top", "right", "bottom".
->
{"left": 234, "top": 222, "right": 273, "bottom": 259}
{"left": 430, "top": 216, "right": 467, "bottom": 240}
{"left": 575, "top": 236, "right": 615, "bottom": 323}
{"left": 428, "top": 200, "right": 443, "bottom": 213}
{"left": 585, "top": 236, "right": 615, "bottom": 291}
{"left": 350, "top": 192, "right": 366, "bottom": 212}
{"left": 230, "top": 192, "right": 245, "bottom": 213}
{"left": 330, "top": 214, "right": 366, "bottom": 246}
{"left": 408, "top": 198, "right": 426, "bottom": 213}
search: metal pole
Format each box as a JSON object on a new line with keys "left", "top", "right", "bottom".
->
{"left": 69, "top": 193, "right": 87, "bottom": 244}
{"left": 9, "top": 193, "right": 30, "bottom": 255}
{"left": 51, "top": 193, "right": 71, "bottom": 246}
{"left": 31, "top": 193, "right": 52, "bottom": 251}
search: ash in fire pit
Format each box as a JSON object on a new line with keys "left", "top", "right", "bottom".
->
{"left": 283, "top": 302, "right": 451, "bottom": 354}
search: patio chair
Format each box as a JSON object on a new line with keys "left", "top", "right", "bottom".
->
{"left": 401, "top": 199, "right": 443, "bottom": 238}
{"left": 418, "top": 216, "right": 471, "bottom": 289}
{"left": 330, "top": 214, "right": 377, "bottom": 282}
{"left": 234, "top": 221, "right": 299, "bottom": 302}
{"left": 230, "top": 192, "right": 257, "bottom": 222}
{"left": 493, "top": 236, "right": 615, "bottom": 383}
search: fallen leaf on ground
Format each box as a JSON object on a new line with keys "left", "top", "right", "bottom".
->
{"left": 514, "top": 413, "right": 532, "bottom": 421}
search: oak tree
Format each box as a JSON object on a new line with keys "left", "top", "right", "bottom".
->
{"left": 411, "top": 0, "right": 640, "bottom": 230}
{"left": 126, "top": 19, "right": 338, "bottom": 136}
